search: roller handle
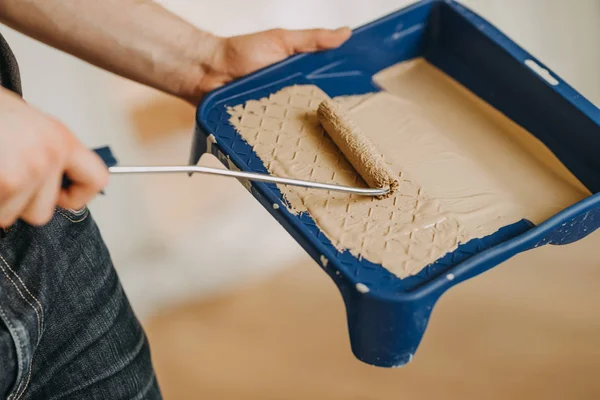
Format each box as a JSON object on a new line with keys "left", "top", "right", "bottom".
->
{"left": 61, "top": 146, "right": 118, "bottom": 190}
{"left": 61, "top": 146, "right": 389, "bottom": 196}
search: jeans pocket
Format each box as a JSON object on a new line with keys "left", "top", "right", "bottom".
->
{"left": 0, "top": 308, "right": 21, "bottom": 399}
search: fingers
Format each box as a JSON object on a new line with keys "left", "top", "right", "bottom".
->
{"left": 58, "top": 144, "right": 109, "bottom": 211}
{"left": 0, "top": 88, "right": 108, "bottom": 228}
{"left": 0, "top": 184, "right": 37, "bottom": 227}
{"left": 20, "top": 168, "right": 62, "bottom": 225}
{"left": 0, "top": 145, "right": 108, "bottom": 227}
{"left": 281, "top": 27, "right": 352, "bottom": 54}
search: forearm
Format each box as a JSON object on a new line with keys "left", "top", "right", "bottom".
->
{"left": 0, "top": 0, "right": 215, "bottom": 99}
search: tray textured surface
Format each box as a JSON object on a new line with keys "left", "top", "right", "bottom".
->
{"left": 204, "top": 72, "right": 532, "bottom": 295}
{"left": 229, "top": 85, "right": 469, "bottom": 279}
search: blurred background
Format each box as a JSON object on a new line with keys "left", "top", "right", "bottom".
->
{"left": 2, "top": 0, "right": 600, "bottom": 398}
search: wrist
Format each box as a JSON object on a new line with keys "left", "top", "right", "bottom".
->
{"left": 173, "top": 31, "right": 225, "bottom": 105}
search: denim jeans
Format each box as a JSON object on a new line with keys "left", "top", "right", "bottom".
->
{"left": 0, "top": 208, "right": 162, "bottom": 399}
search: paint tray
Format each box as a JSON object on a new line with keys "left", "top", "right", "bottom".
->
{"left": 191, "top": 0, "right": 600, "bottom": 367}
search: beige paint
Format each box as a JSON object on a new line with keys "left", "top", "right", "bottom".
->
{"left": 317, "top": 98, "right": 398, "bottom": 196}
{"left": 228, "top": 58, "right": 590, "bottom": 278}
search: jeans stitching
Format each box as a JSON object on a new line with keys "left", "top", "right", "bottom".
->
{"left": 0, "top": 254, "right": 44, "bottom": 332}
{"left": 0, "top": 260, "right": 39, "bottom": 400}
{"left": 0, "top": 305, "right": 23, "bottom": 400}
{"left": 0, "top": 256, "right": 44, "bottom": 400}
{"left": 55, "top": 209, "right": 89, "bottom": 224}
{"left": 64, "top": 207, "right": 86, "bottom": 217}
{"left": 0, "top": 259, "right": 41, "bottom": 342}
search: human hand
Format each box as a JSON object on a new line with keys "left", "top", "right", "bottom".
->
{"left": 184, "top": 27, "right": 352, "bottom": 104}
{"left": 0, "top": 88, "right": 109, "bottom": 227}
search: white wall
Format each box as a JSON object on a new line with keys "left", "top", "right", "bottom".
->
{"left": 1, "top": 0, "right": 599, "bottom": 318}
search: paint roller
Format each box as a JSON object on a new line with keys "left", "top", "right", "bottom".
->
{"left": 317, "top": 99, "right": 398, "bottom": 197}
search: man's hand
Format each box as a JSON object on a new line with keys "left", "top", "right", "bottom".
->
{"left": 0, "top": 88, "right": 108, "bottom": 227}
{"left": 191, "top": 27, "right": 352, "bottom": 102}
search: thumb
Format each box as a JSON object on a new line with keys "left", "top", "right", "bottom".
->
{"left": 282, "top": 27, "right": 352, "bottom": 54}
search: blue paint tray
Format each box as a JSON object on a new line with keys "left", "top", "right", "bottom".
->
{"left": 191, "top": 0, "right": 600, "bottom": 367}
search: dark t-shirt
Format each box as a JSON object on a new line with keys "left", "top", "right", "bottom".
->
{"left": 0, "top": 31, "right": 21, "bottom": 95}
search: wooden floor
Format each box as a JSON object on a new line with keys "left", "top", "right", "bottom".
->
{"left": 144, "top": 231, "right": 600, "bottom": 400}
